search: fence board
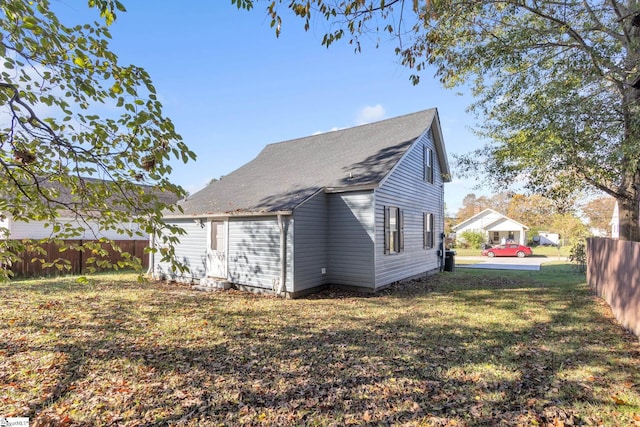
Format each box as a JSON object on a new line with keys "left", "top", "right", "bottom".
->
{"left": 587, "top": 237, "right": 640, "bottom": 337}
{"left": 9, "top": 240, "right": 149, "bottom": 278}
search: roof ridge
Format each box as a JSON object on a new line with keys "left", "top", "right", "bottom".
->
{"left": 263, "top": 108, "right": 437, "bottom": 148}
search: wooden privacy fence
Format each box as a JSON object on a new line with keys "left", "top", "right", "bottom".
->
{"left": 587, "top": 237, "right": 640, "bottom": 338}
{"left": 8, "top": 240, "right": 150, "bottom": 278}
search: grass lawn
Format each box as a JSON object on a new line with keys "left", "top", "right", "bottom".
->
{"left": 1, "top": 266, "right": 639, "bottom": 426}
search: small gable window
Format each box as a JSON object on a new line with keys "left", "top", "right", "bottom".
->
{"left": 424, "top": 146, "right": 434, "bottom": 184}
{"left": 424, "top": 212, "right": 435, "bottom": 249}
{"left": 384, "top": 206, "right": 404, "bottom": 254}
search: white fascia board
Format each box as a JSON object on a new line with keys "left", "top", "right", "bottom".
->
{"left": 163, "top": 210, "right": 293, "bottom": 220}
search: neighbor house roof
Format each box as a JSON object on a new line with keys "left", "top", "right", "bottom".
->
{"left": 1, "top": 175, "right": 180, "bottom": 217}
{"left": 174, "top": 109, "right": 450, "bottom": 217}
{"left": 452, "top": 209, "right": 529, "bottom": 232}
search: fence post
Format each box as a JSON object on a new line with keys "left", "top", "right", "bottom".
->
{"left": 79, "top": 239, "right": 83, "bottom": 275}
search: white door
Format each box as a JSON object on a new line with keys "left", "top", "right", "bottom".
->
{"left": 207, "top": 220, "right": 226, "bottom": 278}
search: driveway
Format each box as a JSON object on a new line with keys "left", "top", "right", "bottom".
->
{"left": 454, "top": 255, "right": 567, "bottom": 271}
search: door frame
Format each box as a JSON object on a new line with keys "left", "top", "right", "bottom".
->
{"left": 206, "top": 219, "right": 228, "bottom": 278}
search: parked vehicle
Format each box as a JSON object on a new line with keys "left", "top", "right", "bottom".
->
{"left": 481, "top": 243, "right": 533, "bottom": 258}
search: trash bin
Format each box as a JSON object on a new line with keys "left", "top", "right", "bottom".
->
{"left": 444, "top": 250, "right": 456, "bottom": 272}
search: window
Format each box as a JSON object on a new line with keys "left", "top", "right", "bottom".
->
{"left": 384, "top": 206, "right": 404, "bottom": 254}
{"left": 493, "top": 231, "right": 499, "bottom": 243}
{"left": 210, "top": 220, "right": 225, "bottom": 251}
{"left": 423, "top": 213, "right": 435, "bottom": 249}
{"left": 424, "top": 146, "right": 434, "bottom": 184}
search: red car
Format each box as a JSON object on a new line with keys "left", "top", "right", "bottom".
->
{"left": 482, "top": 243, "right": 533, "bottom": 258}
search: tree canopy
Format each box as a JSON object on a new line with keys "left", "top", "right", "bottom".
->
{"left": 234, "top": 0, "right": 640, "bottom": 241}
{"left": 0, "top": 0, "right": 195, "bottom": 279}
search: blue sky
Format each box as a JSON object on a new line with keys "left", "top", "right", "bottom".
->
{"left": 58, "top": 1, "right": 490, "bottom": 214}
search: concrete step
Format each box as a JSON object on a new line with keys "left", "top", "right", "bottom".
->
{"left": 192, "top": 277, "right": 233, "bottom": 291}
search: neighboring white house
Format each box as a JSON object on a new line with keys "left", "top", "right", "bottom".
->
{"left": 1, "top": 215, "right": 145, "bottom": 241}
{"left": 1, "top": 178, "right": 179, "bottom": 241}
{"left": 452, "top": 209, "right": 529, "bottom": 246}
{"left": 610, "top": 201, "right": 620, "bottom": 239}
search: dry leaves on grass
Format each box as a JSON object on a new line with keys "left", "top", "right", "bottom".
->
{"left": 1, "top": 269, "right": 639, "bottom": 426}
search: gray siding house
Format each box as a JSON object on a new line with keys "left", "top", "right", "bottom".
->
{"left": 154, "top": 109, "right": 451, "bottom": 297}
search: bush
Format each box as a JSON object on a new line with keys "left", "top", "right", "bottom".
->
{"left": 569, "top": 241, "right": 586, "bottom": 273}
{"left": 458, "top": 231, "right": 486, "bottom": 249}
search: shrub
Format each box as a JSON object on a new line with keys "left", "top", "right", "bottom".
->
{"left": 458, "top": 231, "right": 486, "bottom": 249}
{"left": 569, "top": 240, "right": 586, "bottom": 273}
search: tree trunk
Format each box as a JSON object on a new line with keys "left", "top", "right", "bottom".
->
{"left": 618, "top": 192, "right": 640, "bottom": 241}
{"left": 618, "top": 6, "right": 640, "bottom": 241}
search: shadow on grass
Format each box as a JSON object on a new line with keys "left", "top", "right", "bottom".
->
{"left": 2, "top": 268, "right": 639, "bottom": 426}
{"left": 439, "top": 263, "right": 586, "bottom": 288}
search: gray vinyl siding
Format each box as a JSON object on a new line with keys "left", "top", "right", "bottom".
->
{"left": 327, "top": 191, "right": 375, "bottom": 288}
{"left": 375, "top": 131, "right": 445, "bottom": 288}
{"left": 293, "top": 192, "right": 329, "bottom": 291}
{"left": 155, "top": 218, "right": 208, "bottom": 281}
{"left": 227, "top": 216, "right": 293, "bottom": 291}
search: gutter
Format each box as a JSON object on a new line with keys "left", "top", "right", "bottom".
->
{"left": 163, "top": 210, "right": 293, "bottom": 220}
{"left": 324, "top": 183, "right": 378, "bottom": 193}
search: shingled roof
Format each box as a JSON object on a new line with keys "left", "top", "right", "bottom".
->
{"left": 1, "top": 175, "right": 180, "bottom": 217}
{"left": 174, "top": 109, "right": 449, "bottom": 217}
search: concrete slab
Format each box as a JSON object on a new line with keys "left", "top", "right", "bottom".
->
{"left": 456, "top": 263, "right": 540, "bottom": 271}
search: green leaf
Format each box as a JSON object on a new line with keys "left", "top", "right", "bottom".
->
{"left": 110, "top": 83, "right": 123, "bottom": 94}
{"left": 73, "top": 56, "right": 86, "bottom": 68}
{"left": 0, "top": 0, "right": 193, "bottom": 279}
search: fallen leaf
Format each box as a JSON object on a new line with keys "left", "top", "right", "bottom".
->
{"left": 612, "top": 395, "right": 629, "bottom": 405}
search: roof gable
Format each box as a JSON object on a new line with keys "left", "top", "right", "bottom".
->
{"left": 452, "top": 208, "right": 530, "bottom": 231}
{"left": 177, "top": 109, "right": 449, "bottom": 216}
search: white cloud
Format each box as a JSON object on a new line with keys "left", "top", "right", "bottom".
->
{"left": 311, "top": 104, "right": 385, "bottom": 135}
{"left": 183, "top": 178, "right": 211, "bottom": 197}
{"left": 312, "top": 127, "right": 341, "bottom": 135}
{"left": 355, "top": 104, "right": 386, "bottom": 125}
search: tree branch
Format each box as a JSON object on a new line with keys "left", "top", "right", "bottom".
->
{"left": 516, "top": 1, "right": 617, "bottom": 80}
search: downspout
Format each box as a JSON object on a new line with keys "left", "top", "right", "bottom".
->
{"left": 276, "top": 214, "right": 287, "bottom": 296}
{"left": 440, "top": 183, "right": 445, "bottom": 271}
{"left": 146, "top": 230, "right": 154, "bottom": 276}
